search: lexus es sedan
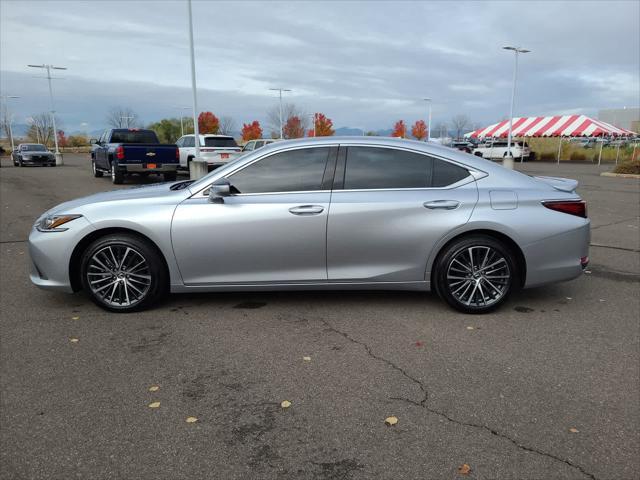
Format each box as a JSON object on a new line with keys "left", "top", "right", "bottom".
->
{"left": 13, "top": 143, "right": 56, "bottom": 167}
{"left": 28, "top": 137, "right": 590, "bottom": 314}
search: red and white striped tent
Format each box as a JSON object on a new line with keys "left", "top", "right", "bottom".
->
{"left": 465, "top": 114, "right": 635, "bottom": 139}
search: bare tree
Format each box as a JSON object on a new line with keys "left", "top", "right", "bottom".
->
{"left": 219, "top": 116, "right": 237, "bottom": 135}
{"left": 0, "top": 106, "right": 11, "bottom": 142}
{"left": 433, "top": 121, "right": 448, "bottom": 139}
{"left": 106, "top": 106, "right": 139, "bottom": 128}
{"left": 26, "top": 113, "right": 57, "bottom": 146}
{"left": 266, "top": 102, "right": 309, "bottom": 138}
{"left": 450, "top": 114, "right": 471, "bottom": 140}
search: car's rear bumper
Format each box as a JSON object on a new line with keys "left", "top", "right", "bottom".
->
{"left": 522, "top": 219, "right": 591, "bottom": 288}
{"left": 123, "top": 163, "right": 177, "bottom": 173}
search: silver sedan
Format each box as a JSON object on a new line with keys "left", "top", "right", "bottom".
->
{"left": 28, "top": 137, "right": 590, "bottom": 314}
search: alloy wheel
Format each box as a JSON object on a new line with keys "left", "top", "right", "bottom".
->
{"left": 446, "top": 246, "right": 511, "bottom": 308}
{"left": 86, "top": 244, "right": 152, "bottom": 307}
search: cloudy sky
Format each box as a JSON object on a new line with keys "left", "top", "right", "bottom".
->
{"left": 1, "top": 0, "right": 638, "bottom": 133}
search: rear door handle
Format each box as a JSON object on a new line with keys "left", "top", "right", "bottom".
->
{"left": 288, "top": 205, "right": 324, "bottom": 215}
{"left": 424, "top": 200, "right": 460, "bottom": 210}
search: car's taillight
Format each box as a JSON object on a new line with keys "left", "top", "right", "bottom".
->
{"left": 116, "top": 146, "right": 125, "bottom": 160}
{"left": 176, "top": 147, "right": 180, "bottom": 160}
{"left": 543, "top": 200, "right": 587, "bottom": 218}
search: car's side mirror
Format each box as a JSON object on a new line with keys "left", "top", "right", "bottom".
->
{"left": 90, "top": 138, "right": 98, "bottom": 145}
{"left": 208, "top": 180, "right": 231, "bottom": 204}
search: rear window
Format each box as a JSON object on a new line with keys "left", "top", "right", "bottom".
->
{"left": 203, "top": 137, "right": 239, "bottom": 148}
{"left": 110, "top": 130, "right": 159, "bottom": 144}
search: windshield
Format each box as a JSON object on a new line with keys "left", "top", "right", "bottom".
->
{"left": 22, "top": 144, "right": 47, "bottom": 152}
{"left": 203, "top": 137, "right": 239, "bottom": 148}
{"left": 110, "top": 130, "right": 159, "bottom": 144}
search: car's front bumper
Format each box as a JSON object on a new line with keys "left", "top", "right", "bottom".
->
{"left": 28, "top": 216, "right": 95, "bottom": 293}
{"left": 21, "top": 156, "right": 56, "bottom": 165}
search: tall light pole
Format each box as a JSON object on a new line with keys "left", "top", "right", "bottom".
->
{"left": 423, "top": 98, "right": 432, "bottom": 141}
{"left": 28, "top": 64, "right": 66, "bottom": 164}
{"left": 176, "top": 106, "right": 190, "bottom": 136}
{"left": 185, "top": 0, "right": 208, "bottom": 180}
{"left": 1, "top": 95, "right": 19, "bottom": 151}
{"left": 502, "top": 46, "right": 530, "bottom": 169}
{"left": 308, "top": 113, "right": 316, "bottom": 137}
{"left": 269, "top": 88, "right": 291, "bottom": 139}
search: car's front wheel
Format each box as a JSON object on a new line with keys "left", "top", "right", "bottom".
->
{"left": 80, "top": 234, "right": 168, "bottom": 312}
{"left": 434, "top": 235, "right": 517, "bottom": 314}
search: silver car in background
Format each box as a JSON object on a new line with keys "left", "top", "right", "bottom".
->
{"left": 28, "top": 137, "right": 590, "bottom": 314}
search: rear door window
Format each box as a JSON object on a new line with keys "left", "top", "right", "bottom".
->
{"left": 343, "top": 147, "right": 432, "bottom": 189}
{"left": 203, "top": 137, "right": 239, "bottom": 148}
{"left": 432, "top": 159, "right": 470, "bottom": 187}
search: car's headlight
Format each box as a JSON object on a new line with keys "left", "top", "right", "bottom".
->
{"left": 37, "top": 214, "right": 82, "bottom": 232}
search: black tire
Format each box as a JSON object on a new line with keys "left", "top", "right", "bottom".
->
{"left": 80, "top": 233, "right": 168, "bottom": 312}
{"left": 163, "top": 171, "right": 177, "bottom": 182}
{"left": 474, "top": 152, "right": 483, "bottom": 157}
{"left": 92, "top": 160, "right": 103, "bottom": 177}
{"left": 111, "top": 160, "right": 124, "bottom": 184}
{"left": 18, "top": 159, "right": 23, "bottom": 167}
{"left": 434, "top": 235, "right": 518, "bottom": 314}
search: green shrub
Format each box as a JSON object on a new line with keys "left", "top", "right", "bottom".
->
{"left": 539, "top": 152, "right": 555, "bottom": 161}
{"left": 613, "top": 159, "right": 640, "bottom": 175}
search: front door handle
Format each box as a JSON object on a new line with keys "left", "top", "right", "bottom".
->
{"left": 424, "top": 200, "right": 460, "bottom": 210}
{"left": 288, "top": 205, "right": 324, "bottom": 215}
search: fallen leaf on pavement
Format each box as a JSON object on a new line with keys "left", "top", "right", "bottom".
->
{"left": 458, "top": 463, "right": 471, "bottom": 475}
{"left": 69, "top": 338, "right": 79, "bottom": 343}
{"left": 281, "top": 400, "right": 291, "bottom": 409}
{"left": 415, "top": 341, "right": 424, "bottom": 347}
{"left": 384, "top": 416, "right": 398, "bottom": 426}
{"left": 186, "top": 417, "right": 198, "bottom": 423}
{"left": 569, "top": 427, "right": 579, "bottom": 433}
{"left": 303, "top": 356, "right": 311, "bottom": 362}
{"left": 148, "top": 385, "right": 160, "bottom": 392}
{"left": 466, "top": 326, "right": 474, "bottom": 330}
{"left": 71, "top": 316, "right": 80, "bottom": 320}
{"left": 148, "top": 402, "right": 161, "bottom": 409}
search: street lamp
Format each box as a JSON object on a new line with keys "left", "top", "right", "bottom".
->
{"left": 423, "top": 98, "right": 432, "bottom": 141}
{"left": 1, "top": 95, "right": 20, "bottom": 151}
{"left": 269, "top": 88, "right": 291, "bottom": 139}
{"left": 502, "top": 46, "right": 530, "bottom": 169}
{"left": 27, "top": 64, "right": 66, "bottom": 164}
{"left": 186, "top": 0, "right": 207, "bottom": 179}
{"left": 176, "top": 106, "right": 191, "bottom": 136}
{"left": 308, "top": 113, "right": 316, "bottom": 137}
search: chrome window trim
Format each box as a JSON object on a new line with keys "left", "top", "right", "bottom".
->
{"left": 191, "top": 142, "right": 486, "bottom": 198}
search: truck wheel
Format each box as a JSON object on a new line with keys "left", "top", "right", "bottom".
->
{"left": 163, "top": 171, "right": 177, "bottom": 182}
{"left": 111, "top": 161, "right": 124, "bottom": 184}
{"left": 92, "top": 160, "right": 103, "bottom": 177}
{"left": 474, "top": 152, "right": 483, "bottom": 157}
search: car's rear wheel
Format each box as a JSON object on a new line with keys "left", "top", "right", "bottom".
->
{"left": 435, "top": 235, "right": 517, "bottom": 314}
{"left": 92, "top": 160, "right": 103, "bottom": 177}
{"left": 80, "top": 234, "right": 167, "bottom": 312}
{"left": 111, "top": 161, "right": 124, "bottom": 184}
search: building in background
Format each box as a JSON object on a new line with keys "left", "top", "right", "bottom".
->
{"left": 598, "top": 107, "right": 639, "bottom": 133}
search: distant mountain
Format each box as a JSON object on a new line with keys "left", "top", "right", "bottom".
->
{"left": 334, "top": 127, "right": 393, "bottom": 136}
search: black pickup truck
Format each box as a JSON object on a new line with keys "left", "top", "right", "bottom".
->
{"left": 91, "top": 129, "right": 179, "bottom": 184}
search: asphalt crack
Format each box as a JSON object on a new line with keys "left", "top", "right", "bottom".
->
{"left": 320, "top": 318, "right": 598, "bottom": 480}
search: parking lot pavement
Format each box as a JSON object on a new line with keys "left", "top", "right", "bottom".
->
{"left": 1, "top": 154, "right": 638, "bottom": 480}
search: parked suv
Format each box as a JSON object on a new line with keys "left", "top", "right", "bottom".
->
{"left": 242, "top": 138, "right": 278, "bottom": 152}
{"left": 176, "top": 134, "right": 242, "bottom": 172}
{"left": 473, "top": 140, "right": 531, "bottom": 160}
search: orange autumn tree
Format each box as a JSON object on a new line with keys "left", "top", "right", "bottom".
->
{"left": 411, "top": 120, "right": 428, "bottom": 141}
{"left": 308, "top": 113, "right": 335, "bottom": 137}
{"left": 198, "top": 111, "right": 219, "bottom": 134}
{"left": 392, "top": 120, "right": 407, "bottom": 138}
{"left": 241, "top": 121, "right": 263, "bottom": 141}
{"left": 57, "top": 130, "right": 68, "bottom": 148}
{"left": 283, "top": 116, "right": 305, "bottom": 139}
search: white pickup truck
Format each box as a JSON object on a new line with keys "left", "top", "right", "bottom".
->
{"left": 472, "top": 140, "right": 531, "bottom": 160}
{"left": 176, "top": 134, "right": 243, "bottom": 172}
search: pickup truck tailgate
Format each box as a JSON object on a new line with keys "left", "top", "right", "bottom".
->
{"left": 122, "top": 144, "right": 178, "bottom": 164}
